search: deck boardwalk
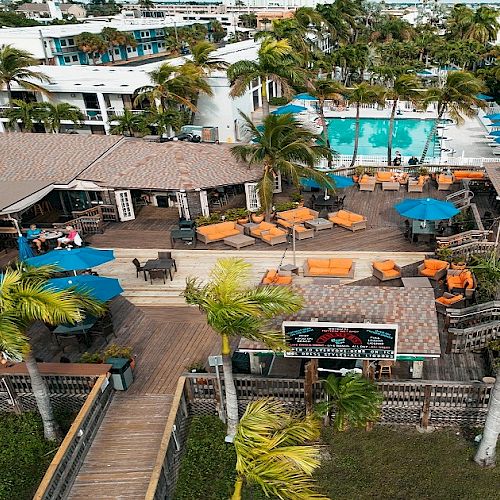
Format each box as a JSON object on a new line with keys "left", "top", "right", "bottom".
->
{"left": 67, "top": 298, "right": 219, "bottom": 498}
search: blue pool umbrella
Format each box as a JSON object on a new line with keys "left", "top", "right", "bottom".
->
{"left": 476, "top": 93, "right": 493, "bottom": 101}
{"left": 25, "top": 247, "right": 114, "bottom": 271}
{"left": 489, "top": 130, "right": 500, "bottom": 136}
{"left": 394, "top": 198, "right": 459, "bottom": 221}
{"left": 486, "top": 113, "right": 500, "bottom": 121}
{"left": 17, "top": 236, "right": 34, "bottom": 261}
{"left": 301, "top": 174, "right": 354, "bottom": 189}
{"left": 294, "top": 93, "right": 317, "bottom": 101}
{"left": 45, "top": 275, "right": 123, "bottom": 302}
{"left": 271, "top": 104, "right": 308, "bottom": 115}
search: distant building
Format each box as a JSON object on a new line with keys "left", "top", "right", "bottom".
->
{"left": 16, "top": 2, "right": 87, "bottom": 21}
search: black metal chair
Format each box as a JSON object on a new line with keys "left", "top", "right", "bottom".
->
{"left": 132, "top": 258, "right": 145, "bottom": 278}
{"left": 149, "top": 269, "right": 166, "bottom": 284}
{"left": 158, "top": 251, "right": 177, "bottom": 271}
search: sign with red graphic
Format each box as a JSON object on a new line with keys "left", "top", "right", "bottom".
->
{"left": 283, "top": 321, "right": 397, "bottom": 360}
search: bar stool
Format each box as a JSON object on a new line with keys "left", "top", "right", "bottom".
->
{"left": 377, "top": 360, "right": 394, "bottom": 379}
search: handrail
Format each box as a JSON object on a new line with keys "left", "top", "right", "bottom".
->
{"left": 145, "top": 376, "right": 186, "bottom": 500}
{"left": 447, "top": 301, "right": 500, "bottom": 319}
{"left": 436, "top": 229, "right": 491, "bottom": 248}
{"left": 33, "top": 373, "right": 113, "bottom": 500}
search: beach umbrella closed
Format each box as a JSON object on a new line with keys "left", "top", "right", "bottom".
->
{"left": 17, "top": 236, "right": 34, "bottom": 261}
{"left": 45, "top": 275, "right": 123, "bottom": 302}
{"left": 394, "top": 198, "right": 459, "bottom": 221}
{"left": 271, "top": 104, "right": 308, "bottom": 115}
{"left": 300, "top": 174, "right": 354, "bottom": 190}
{"left": 25, "top": 247, "right": 114, "bottom": 271}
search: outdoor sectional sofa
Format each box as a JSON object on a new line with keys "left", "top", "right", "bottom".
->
{"left": 277, "top": 207, "right": 318, "bottom": 228}
{"left": 328, "top": 210, "right": 367, "bottom": 232}
{"left": 196, "top": 221, "right": 243, "bottom": 244}
{"left": 303, "top": 258, "right": 355, "bottom": 278}
{"left": 250, "top": 222, "right": 287, "bottom": 246}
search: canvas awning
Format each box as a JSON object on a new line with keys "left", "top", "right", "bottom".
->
{"left": 0, "top": 181, "right": 54, "bottom": 215}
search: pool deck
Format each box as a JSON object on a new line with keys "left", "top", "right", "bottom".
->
{"left": 323, "top": 107, "right": 494, "bottom": 159}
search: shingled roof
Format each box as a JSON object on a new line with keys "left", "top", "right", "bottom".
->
{"left": 82, "top": 139, "right": 262, "bottom": 190}
{"left": 240, "top": 284, "right": 441, "bottom": 357}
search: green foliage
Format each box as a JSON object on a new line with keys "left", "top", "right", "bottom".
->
{"left": 317, "top": 374, "right": 383, "bottom": 431}
{"left": 0, "top": 410, "right": 74, "bottom": 500}
{"left": 224, "top": 208, "right": 249, "bottom": 221}
{"left": 79, "top": 344, "right": 133, "bottom": 363}
{"left": 268, "top": 96, "right": 289, "bottom": 106}
{"left": 174, "top": 416, "right": 237, "bottom": 500}
{"left": 469, "top": 252, "right": 500, "bottom": 302}
{"left": 194, "top": 213, "right": 222, "bottom": 227}
{"left": 185, "top": 360, "right": 207, "bottom": 373}
{"left": 435, "top": 246, "right": 453, "bottom": 263}
{"left": 290, "top": 191, "right": 304, "bottom": 203}
{"left": 0, "top": 12, "right": 41, "bottom": 27}
{"left": 274, "top": 201, "right": 298, "bottom": 212}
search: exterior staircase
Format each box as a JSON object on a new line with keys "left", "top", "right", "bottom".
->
{"left": 446, "top": 189, "right": 474, "bottom": 211}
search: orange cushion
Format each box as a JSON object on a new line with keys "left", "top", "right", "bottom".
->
{"left": 278, "top": 220, "right": 292, "bottom": 228}
{"left": 337, "top": 210, "right": 349, "bottom": 219}
{"left": 377, "top": 171, "right": 392, "bottom": 182}
{"left": 360, "top": 175, "right": 373, "bottom": 183}
{"left": 308, "top": 267, "right": 332, "bottom": 275}
{"left": 206, "top": 232, "right": 223, "bottom": 240}
{"left": 418, "top": 176, "right": 425, "bottom": 185}
{"left": 382, "top": 269, "right": 400, "bottom": 278}
{"left": 454, "top": 171, "right": 484, "bottom": 180}
{"left": 295, "top": 225, "right": 307, "bottom": 232}
{"left": 330, "top": 216, "right": 351, "bottom": 226}
{"left": 259, "top": 222, "right": 275, "bottom": 230}
{"left": 329, "top": 267, "right": 350, "bottom": 277}
{"left": 308, "top": 258, "right": 329, "bottom": 268}
{"left": 420, "top": 268, "right": 437, "bottom": 277}
{"left": 329, "top": 258, "right": 352, "bottom": 269}
{"left": 436, "top": 294, "right": 464, "bottom": 305}
{"left": 373, "top": 260, "right": 395, "bottom": 272}
{"left": 269, "top": 228, "right": 284, "bottom": 236}
{"left": 424, "top": 259, "right": 448, "bottom": 271}
{"left": 348, "top": 212, "right": 364, "bottom": 223}
{"left": 296, "top": 208, "right": 310, "bottom": 217}
{"left": 198, "top": 225, "right": 214, "bottom": 235}
{"left": 438, "top": 174, "right": 452, "bottom": 184}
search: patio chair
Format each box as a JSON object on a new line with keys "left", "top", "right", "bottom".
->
{"left": 359, "top": 175, "right": 376, "bottom": 191}
{"left": 446, "top": 270, "right": 476, "bottom": 298}
{"left": 148, "top": 269, "right": 166, "bottom": 285}
{"left": 132, "top": 258, "right": 145, "bottom": 278}
{"left": 260, "top": 269, "right": 292, "bottom": 286}
{"left": 435, "top": 292, "right": 465, "bottom": 312}
{"left": 372, "top": 260, "right": 401, "bottom": 281}
{"left": 158, "top": 251, "right": 177, "bottom": 271}
{"left": 418, "top": 259, "right": 449, "bottom": 281}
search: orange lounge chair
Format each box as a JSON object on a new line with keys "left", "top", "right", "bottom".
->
{"left": 372, "top": 260, "right": 402, "bottom": 281}
{"left": 435, "top": 292, "right": 464, "bottom": 310}
{"left": 375, "top": 171, "right": 393, "bottom": 183}
{"left": 261, "top": 269, "right": 292, "bottom": 286}
{"left": 453, "top": 170, "right": 485, "bottom": 181}
{"left": 250, "top": 221, "right": 277, "bottom": 238}
{"left": 303, "top": 258, "right": 355, "bottom": 278}
{"left": 260, "top": 227, "right": 287, "bottom": 246}
{"left": 359, "top": 175, "right": 376, "bottom": 191}
{"left": 437, "top": 174, "right": 453, "bottom": 191}
{"left": 328, "top": 210, "right": 367, "bottom": 232}
{"left": 418, "top": 259, "right": 449, "bottom": 281}
{"left": 408, "top": 175, "right": 427, "bottom": 193}
{"left": 196, "top": 221, "right": 243, "bottom": 244}
{"left": 446, "top": 270, "right": 476, "bottom": 298}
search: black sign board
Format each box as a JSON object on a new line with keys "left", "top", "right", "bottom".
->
{"left": 283, "top": 321, "right": 398, "bottom": 360}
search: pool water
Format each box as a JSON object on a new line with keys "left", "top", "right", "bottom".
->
{"left": 326, "top": 117, "right": 437, "bottom": 157}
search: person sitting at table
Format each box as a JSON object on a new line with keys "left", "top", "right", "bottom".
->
{"left": 408, "top": 156, "right": 418, "bottom": 166}
{"left": 26, "top": 224, "right": 46, "bottom": 251}
{"left": 56, "top": 225, "right": 80, "bottom": 248}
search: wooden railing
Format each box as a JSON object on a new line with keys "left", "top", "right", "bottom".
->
{"left": 146, "top": 374, "right": 494, "bottom": 499}
{"left": 33, "top": 373, "right": 114, "bottom": 500}
{"left": 329, "top": 164, "right": 488, "bottom": 176}
{"left": 436, "top": 230, "right": 491, "bottom": 249}
{"left": 446, "top": 301, "right": 500, "bottom": 353}
{"left": 71, "top": 205, "right": 117, "bottom": 222}
{"left": 445, "top": 241, "right": 496, "bottom": 260}
{"left": 53, "top": 205, "right": 117, "bottom": 236}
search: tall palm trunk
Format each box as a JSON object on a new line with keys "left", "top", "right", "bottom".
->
{"left": 25, "top": 352, "right": 61, "bottom": 442}
{"left": 318, "top": 98, "right": 332, "bottom": 168}
{"left": 387, "top": 99, "right": 398, "bottom": 166}
{"left": 221, "top": 334, "right": 238, "bottom": 440}
{"left": 231, "top": 477, "right": 244, "bottom": 500}
{"left": 350, "top": 103, "right": 361, "bottom": 168}
{"left": 261, "top": 76, "right": 269, "bottom": 118}
{"left": 420, "top": 107, "right": 444, "bottom": 164}
{"left": 474, "top": 371, "right": 500, "bottom": 467}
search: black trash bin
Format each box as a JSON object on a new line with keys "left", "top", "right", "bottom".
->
{"left": 106, "top": 357, "right": 134, "bottom": 390}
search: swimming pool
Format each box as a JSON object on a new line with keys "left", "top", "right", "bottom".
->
{"left": 326, "top": 117, "right": 437, "bottom": 157}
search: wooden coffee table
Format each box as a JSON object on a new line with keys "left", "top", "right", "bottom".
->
{"left": 305, "top": 218, "right": 333, "bottom": 232}
{"left": 224, "top": 234, "right": 256, "bottom": 249}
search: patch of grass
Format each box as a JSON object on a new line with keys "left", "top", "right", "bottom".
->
{"left": 317, "top": 426, "right": 500, "bottom": 500}
{"left": 0, "top": 410, "right": 74, "bottom": 500}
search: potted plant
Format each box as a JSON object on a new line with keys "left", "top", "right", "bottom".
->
{"left": 251, "top": 208, "right": 265, "bottom": 223}
{"left": 290, "top": 191, "right": 304, "bottom": 207}
{"left": 103, "top": 344, "right": 136, "bottom": 370}
{"left": 225, "top": 208, "right": 249, "bottom": 225}
{"left": 436, "top": 246, "right": 453, "bottom": 263}
{"left": 79, "top": 352, "right": 103, "bottom": 364}
{"left": 353, "top": 165, "right": 366, "bottom": 182}
{"left": 186, "top": 360, "right": 208, "bottom": 384}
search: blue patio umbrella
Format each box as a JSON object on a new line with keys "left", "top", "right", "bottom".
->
{"left": 486, "top": 113, "right": 500, "bottom": 121}
{"left": 294, "top": 93, "right": 318, "bottom": 101}
{"left": 489, "top": 130, "right": 500, "bottom": 137}
{"left": 300, "top": 174, "right": 354, "bottom": 189}
{"left": 17, "top": 236, "right": 34, "bottom": 261}
{"left": 271, "top": 104, "right": 308, "bottom": 115}
{"left": 25, "top": 247, "right": 115, "bottom": 272}
{"left": 476, "top": 93, "right": 493, "bottom": 101}
{"left": 45, "top": 275, "right": 123, "bottom": 302}
{"left": 394, "top": 198, "right": 459, "bottom": 221}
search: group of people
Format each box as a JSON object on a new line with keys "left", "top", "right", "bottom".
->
{"left": 392, "top": 151, "right": 420, "bottom": 167}
{"left": 26, "top": 224, "right": 82, "bottom": 252}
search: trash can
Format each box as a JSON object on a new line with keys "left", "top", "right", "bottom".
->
{"left": 106, "top": 357, "right": 134, "bottom": 390}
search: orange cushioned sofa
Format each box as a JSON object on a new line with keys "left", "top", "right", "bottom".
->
{"left": 303, "top": 258, "right": 355, "bottom": 278}
{"left": 261, "top": 269, "right": 292, "bottom": 286}
{"left": 453, "top": 171, "right": 485, "bottom": 181}
{"left": 277, "top": 207, "right": 318, "bottom": 228}
{"left": 196, "top": 221, "right": 243, "bottom": 244}
{"left": 446, "top": 269, "right": 476, "bottom": 298}
{"left": 250, "top": 221, "right": 277, "bottom": 238}
{"left": 328, "top": 210, "right": 367, "bottom": 232}
{"left": 418, "top": 259, "right": 450, "bottom": 281}
{"left": 372, "top": 260, "right": 402, "bottom": 281}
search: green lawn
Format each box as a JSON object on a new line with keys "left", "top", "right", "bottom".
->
{"left": 175, "top": 416, "right": 500, "bottom": 500}
{"left": 0, "top": 411, "right": 74, "bottom": 500}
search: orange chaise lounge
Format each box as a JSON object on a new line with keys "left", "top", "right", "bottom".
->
{"left": 303, "top": 258, "right": 355, "bottom": 278}
{"left": 196, "top": 221, "right": 243, "bottom": 244}
{"left": 418, "top": 259, "right": 449, "bottom": 281}
{"left": 372, "top": 260, "right": 402, "bottom": 281}
{"left": 328, "top": 210, "right": 367, "bottom": 232}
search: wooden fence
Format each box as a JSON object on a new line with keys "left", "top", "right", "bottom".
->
{"left": 33, "top": 374, "right": 114, "bottom": 500}
{"left": 146, "top": 374, "right": 494, "bottom": 499}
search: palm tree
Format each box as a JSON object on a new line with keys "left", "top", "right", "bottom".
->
{"left": 75, "top": 32, "right": 107, "bottom": 65}
{"left": 144, "top": 106, "right": 186, "bottom": 137}
{"left": 419, "top": 71, "right": 485, "bottom": 164}
{"left": 385, "top": 74, "right": 421, "bottom": 165}
{"left": 184, "top": 258, "right": 303, "bottom": 440}
{"left": 188, "top": 41, "right": 228, "bottom": 75}
{"left": 40, "top": 102, "right": 85, "bottom": 133}
{"left": 232, "top": 113, "right": 333, "bottom": 219}
{"left": 209, "top": 20, "right": 226, "bottom": 43}
{"left": 0, "top": 265, "right": 104, "bottom": 441}
{"left": 134, "top": 62, "right": 212, "bottom": 112}
{"left": 5, "top": 99, "right": 45, "bottom": 132}
{"left": 346, "top": 83, "right": 385, "bottom": 167}
{"left": 0, "top": 44, "right": 51, "bottom": 102}
{"left": 464, "top": 6, "right": 500, "bottom": 43}
{"left": 231, "top": 399, "right": 328, "bottom": 500}
{"left": 101, "top": 27, "right": 137, "bottom": 63}
{"left": 227, "top": 37, "right": 305, "bottom": 118}
{"left": 309, "top": 78, "right": 345, "bottom": 164}
{"left": 317, "top": 374, "right": 383, "bottom": 431}
{"left": 109, "top": 108, "right": 149, "bottom": 136}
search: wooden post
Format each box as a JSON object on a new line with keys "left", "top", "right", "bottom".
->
{"left": 362, "top": 360, "right": 374, "bottom": 380}
{"left": 304, "top": 359, "right": 318, "bottom": 415}
{"left": 420, "top": 384, "right": 432, "bottom": 429}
